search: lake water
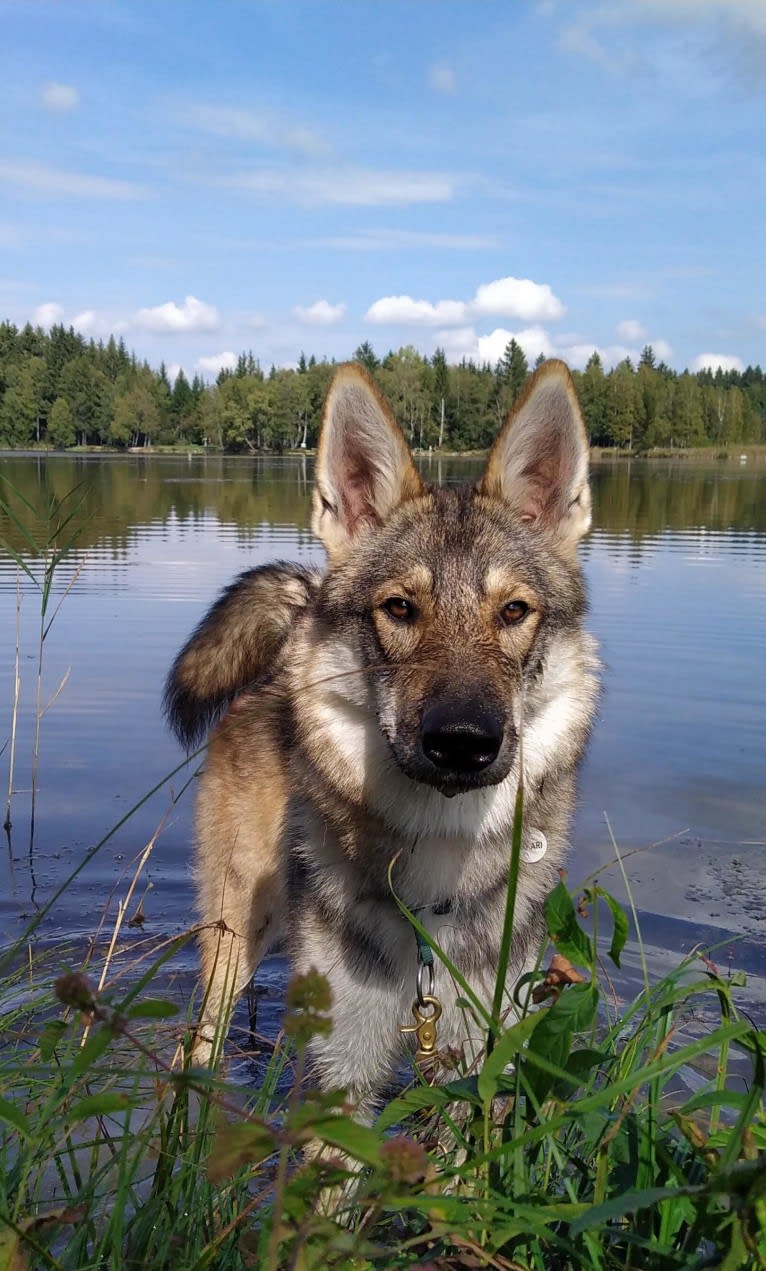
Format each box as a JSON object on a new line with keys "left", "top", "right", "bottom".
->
{"left": 1, "top": 452, "right": 765, "bottom": 1043}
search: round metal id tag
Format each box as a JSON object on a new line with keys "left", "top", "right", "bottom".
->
{"left": 521, "top": 829, "right": 548, "bottom": 864}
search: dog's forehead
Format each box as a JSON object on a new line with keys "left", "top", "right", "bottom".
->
{"left": 370, "top": 486, "right": 546, "bottom": 591}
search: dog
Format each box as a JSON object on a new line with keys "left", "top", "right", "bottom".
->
{"left": 165, "top": 359, "right": 599, "bottom": 1116}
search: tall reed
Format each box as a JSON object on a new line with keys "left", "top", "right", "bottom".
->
{"left": 0, "top": 474, "right": 88, "bottom": 850}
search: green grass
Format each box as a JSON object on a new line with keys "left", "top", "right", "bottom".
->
{"left": 1, "top": 866, "right": 764, "bottom": 1271}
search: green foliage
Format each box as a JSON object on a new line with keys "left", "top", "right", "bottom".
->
{"left": 46, "top": 396, "right": 76, "bottom": 448}
{"left": 495, "top": 337, "right": 530, "bottom": 423}
{"left": 1, "top": 867, "right": 763, "bottom": 1269}
{"left": 0, "top": 318, "right": 763, "bottom": 452}
{"left": 353, "top": 340, "right": 379, "bottom": 373}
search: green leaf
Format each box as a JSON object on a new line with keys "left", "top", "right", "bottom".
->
{"left": 69, "top": 1024, "right": 114, "bottom": 1076}
{"left": 67, "top": 1093, "right": 132, "bottom": 1122}
{"left": 549, "top": 1045, "right": 611, "bottom": 1098}
{"left": 208, "top": 1120, "right": 277, "bottom": 1181}
{"left": 0, "top": 472, "right": 43, "bottom": 518}
{"left": 570, "top": 1184, "right": 702, "bottom": 1235}
{"left": 523, "top": 982, "right": 598, "bottom": 1105}
{"left": 544, "top": 880, "right": 592, "bottom": 965}
{"left": 682, "top": 1089, "right": 751, "bottom": 1116}
{"left": 375, "top": 1083, "right": 460, "bottom": 1131}
{"left": 307, "top": 1115, "right": 383, "bottom": 1167}
{"left": 0, "top": 529, "right": 38, "bottom": 582}
{"left": 0, "top": 1095, "right": 32, "bottom": 1138}
{"left": 585, "top": 885, "right": 629, "bottom": 968}
{"left": 124, "top": 998, "right": 178, "bottom": 1020}
{"left": 477, "top": 1011, "right": 542, "bottom": 1101}
{"left": 39, "top": 1017, "right": 69, "bottom": 1061}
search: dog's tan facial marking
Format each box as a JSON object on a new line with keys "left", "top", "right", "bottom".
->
{"left": 373, "top": 567, "right": 433, "bottom": 658}
{"left": 374, "top": 568, "right": 433, "bottom": 618}
{"left": 482, "top": 567, "right": 542, "bottom": 650}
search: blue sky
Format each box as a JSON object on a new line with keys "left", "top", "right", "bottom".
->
{"left": 1, "top": 0, "right": 764, "bottom": 380}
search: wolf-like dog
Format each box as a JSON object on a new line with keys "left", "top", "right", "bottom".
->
{"left": 165, "top": 359, "right": 599, "bottom": 1114}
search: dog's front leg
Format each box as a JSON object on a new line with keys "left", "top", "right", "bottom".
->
{"left": 295, "top": 948, "right": 406, "bottom": 1120}
{"left": 298, "top": 971, "right": 406, "bottom": 1216}
{"left": 192, "top": 778, "right": 286, "bottom": 1062}
{"left": 193, "top": 863, "right": 283, "bottom": 1064}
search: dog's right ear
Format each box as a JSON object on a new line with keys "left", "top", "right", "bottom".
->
{"left": 312, "top": 364, "right": 424, "bottom": 561}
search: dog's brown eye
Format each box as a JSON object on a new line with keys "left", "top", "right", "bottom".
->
{"left": 382, "top": 596, "right": 414, "bottom": 622}
{"left": 500, "top": 600, "right": 530, "bottom": 626}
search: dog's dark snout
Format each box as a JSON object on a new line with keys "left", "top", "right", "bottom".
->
{"left": 421, "top": 703, "right": 504, "bottom": 774}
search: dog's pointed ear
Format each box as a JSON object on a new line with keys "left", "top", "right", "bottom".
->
{"left": 312, "top": 364, "right": 424, "bottom": 560}
{"left": 477, "top": 359, "right": 591, "bottom": 549}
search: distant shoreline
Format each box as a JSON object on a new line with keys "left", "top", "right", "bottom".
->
{"left": 2, "top": 443, "right": 766, "bottom": 462}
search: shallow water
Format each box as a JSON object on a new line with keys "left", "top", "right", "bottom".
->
{"left": 1, "top": 452, "right": 764, "bottom": 1041}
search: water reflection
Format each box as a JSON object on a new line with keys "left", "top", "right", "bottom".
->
{"left": 0, "top": 454, "right": 764, "bottom": 1017}
{"left": 2, "top": 454, "right": 765, "bottom": 567}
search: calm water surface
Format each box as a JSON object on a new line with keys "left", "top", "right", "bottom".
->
{"left": 1, "top": 453, "right": 764, "bottom": 1036}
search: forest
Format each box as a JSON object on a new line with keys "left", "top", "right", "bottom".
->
{"left": 1, "top": 319, "right": 764, "bottom": 453}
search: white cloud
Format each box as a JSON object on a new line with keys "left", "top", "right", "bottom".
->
{"left": 72, "top": 309, "right": 97, "bottom": 333}
{"left": 435, "top": 329, "right": 671, "bottom": 373}
{"left": 365, "top": 275, "right": 565, "bottom": 330}
{"left": 473, "top": 276, "right": 565, "bottom": 322}
{"left": 559, "top": 1, "right": 766, "bottom": 85}
{"left": 558, "top": 343, "right": 601, "bottom": 369}
{"left": 556, "top": 17, "right": 640, "bottom": 76}
{"left": 134, "top": 295, "right": 220, "bottom": 334}
{"left": 478, "top": 326, "right": 555, "bottom": 365}
{"left": 560, "top": 333, "right": 673, "bottom": 369}
{"left": 435, "top": 325, "right": 482, "bottom": 362}
{"left": 428, "top": 61, "right": 457, "bottom": 94}
{"left": 692, "top": 352, "right": 745, "bottom": 373}
{"left": 433, "top": 325, "right": 670, "bottom": 373}
{"left": 560, "top": 342, "right": 641, "bottom": 370}
{"left": 631, "top": 0, "right": 766, "bottom": 35}
{"left": 231, "top": 166, "right": 458, "bottom": 206}
{"left": 365, "top": 295, "right": 468, "bottom": 326}
{"left": 185, "top": 104, "right": 330, "bottom": 158}
{"left": 33, "top": 302, "right": 64, "bottom": 327}
{"left": 651, "top": 338, "right": 673, "bottom": 361}
{"left": 242, "top": 311, "right": 267, "bottom": 330}
{"left": 293, "top": 299, "right": 346, "bottom": 325}
{"left": 558, "top": 343, "right": 608, "bottom": 369}
{"left": 197, "top": 351, "right": 237, "bottom": 375}
{"left": 0, "top": 160, "right": 148, "bottom": 200}
{"left": 434, "top": 324, "right": 556, "bottom": 366}
{"left": 616, "top": 318, "right": 646, "bottom": 341}
{"left": 41, "top": 81, "right": 80, "bottom": 112}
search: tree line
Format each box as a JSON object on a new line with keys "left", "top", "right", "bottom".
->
{"left": 1, "top": 320, "right": 764, "bottom": 453}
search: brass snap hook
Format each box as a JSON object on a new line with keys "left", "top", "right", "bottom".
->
{"left": 400, "top": 994, "right": 442, "bottom": 1062}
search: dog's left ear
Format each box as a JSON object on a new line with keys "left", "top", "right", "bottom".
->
{"left": 313, "top": 364, "right": 424, "bottom": 561}
{"left": 477, "top": 359, "right": 591, "bottom": 549}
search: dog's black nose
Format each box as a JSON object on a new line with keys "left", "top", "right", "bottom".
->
{"left": 421, "top": 704, "right": 504, "bottom": 773}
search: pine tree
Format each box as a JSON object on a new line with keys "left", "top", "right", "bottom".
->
{"left": 353, "top": 341, "right": 379, "bottom": 374}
